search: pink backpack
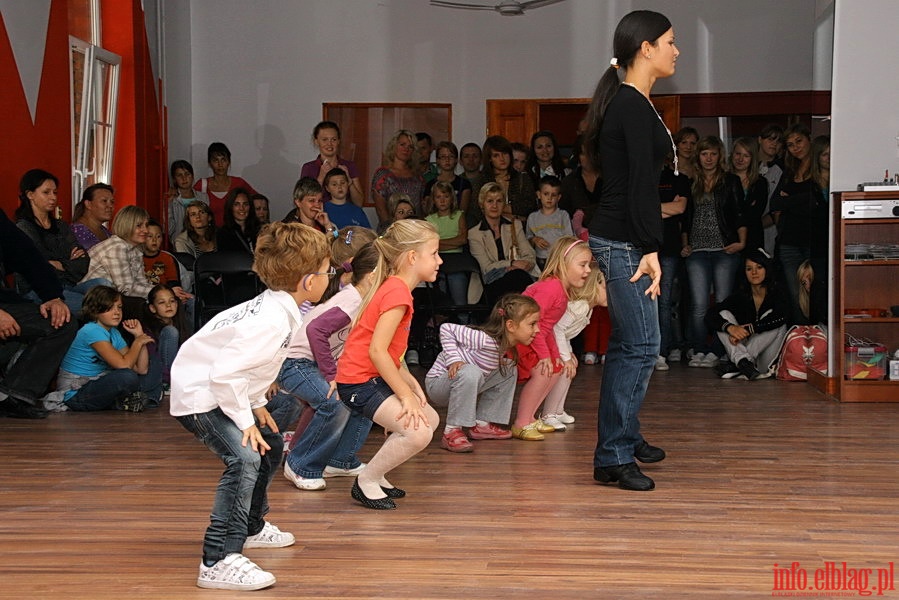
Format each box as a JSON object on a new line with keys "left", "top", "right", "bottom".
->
{"left": 775, "top": 325, "right": 828, "bottom": 381}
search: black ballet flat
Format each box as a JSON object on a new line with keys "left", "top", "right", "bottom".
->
{"left": 351, "top": 478, "right": 396, "bottom": 510}
{"left": 381, "top": 485, "right": 406, "bottom": 499}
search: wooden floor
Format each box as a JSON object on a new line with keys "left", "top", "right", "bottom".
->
{"left": 2, "top": 362, "right": 898, "bottom": 599}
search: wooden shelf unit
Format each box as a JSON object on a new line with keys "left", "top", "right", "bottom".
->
{"left": 814, "top": 191, "right": 899, "bottom": 401}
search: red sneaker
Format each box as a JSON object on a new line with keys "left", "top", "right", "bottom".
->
{"left": 440, "top": 428, "right": 474, "bottom": 452}
{"left": 468, "top": 423, "right": 513, "bottom": 440}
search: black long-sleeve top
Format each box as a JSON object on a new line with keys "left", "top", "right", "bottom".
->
{"left": 15, "top": 218, "right": 89, "bottom": 293}
{"left": 588, "top": 85, "right": 670, "bottom": 253}
{"left": 741, "top": 176, "right": 769, "bottom": 252}
{"left": 705, "top": 284, "right": 790, "bottom": 336}
{"left": 0, "top": 209, "right": 65, "bottom": 304}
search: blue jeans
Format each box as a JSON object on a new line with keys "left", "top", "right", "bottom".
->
{"left": 65, "top": 352, "right": 163, "bottom": 411}
{"left": 277, "top": 358, "right": 372, "bottom": 479}
{"left": 658, "top": 254, "right": 682, "bottom": 356}
{"left": 176, "top": 408, "right": 282, "bottom": 564}
{"left": 684, "top": 250, "right": 741, "bottom": 353}
{"left": 156, "top": 325, "right": 180, "bottom": 383}
{"left": 589, "top": 236, "right": 659, "bottom": 467}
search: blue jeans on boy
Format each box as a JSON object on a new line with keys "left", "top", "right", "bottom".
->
{"left": 684, "top": 250, "right": 740, "bottom": 354}
{"left": 277, "top": 358, "right": 372, "bottom": 479}
{"left": 589, "top": 236, "right": 658, "bottom": 468}
{"left": 176, "top": 408, "right": 282, "bottom": 564}
{"left": 64, "top": 351, "right": 164, "bottom": 411}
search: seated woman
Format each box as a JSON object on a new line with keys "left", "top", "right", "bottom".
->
{"left": 82, "top": 206, "right": 191, "bottom": 318}
{"left": 704, "top": 248, "right": 789, "bottom": 380}
{"left": 71, "top": 183, "right": 116, "bottom": 250}
{"left": 15, "top": 169, "right": 110, "bottom": 315}
{"left": 376, "top": 192, "right": 416, "bottom": 235}
{"left": 470, "top": 135, "right": 536, "bottom": 227}
{"left": 173, "top": 200, "right": 216, "bottom": 258}
{"left": 216, "top": 188, "right": 262, "bottom": 254}
{"left": 468, "top": 182, "right": 539, "bottom": 306}
{"left": 370, "top": 129, "right": 425, "bottom": 224}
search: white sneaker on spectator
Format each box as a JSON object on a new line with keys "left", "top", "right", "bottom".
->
{"left": 668, "top": 348, "right": 682, "bottom": 363}
{"left": 654, "top": 355, "right": 669, "bottom": 371}
{"left": 582, "top": 352, "right": 598, "bottom": 365}
{"left": 405, "top": 349, "right": 419, "bottom": 365}
{"left": 197, "top": 553, "right": 276, "bottom": 591}
{"left": 700, "top": 352, "right": 719, "bottom": 368}
{"left": 244, "top": 521, "right": 295, "bottom": 549}
{"left": 688, "top": 352, "right": 705, "bottom": 367}
{"left": 558, "top": 411, "right": 575, "bottom": 424}
{"left": 284, "top": 462, "right": 326, "bottom": 491}
{"left": 540, "top": 414, "right": 567, "bottom": 431}
{"left": 323, "top": 463, "right": 367, "bottom": 478}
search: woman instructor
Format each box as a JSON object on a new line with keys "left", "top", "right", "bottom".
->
{"left": 584, "top": 10, "right": 678, "bottom": 491}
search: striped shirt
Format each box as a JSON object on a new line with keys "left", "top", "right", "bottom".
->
{"left": 426, "top": 323, "right": 509, "bottom": 379}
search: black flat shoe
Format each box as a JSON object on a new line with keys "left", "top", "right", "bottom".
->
{"left": 634, "top": 440, "right": 666, "bottom": 463}
{"left": 351, "top": 478, "right": 396, "bottom": 510}
{"left": 381, "top": 485, "right": 406, "bottom": 499}
{"left": 0, "top": 398, "right": 48, "bottom": 419}
{"left": 737, "top": 358, "right": 762, "bottom": 381}
{"left": 594, "top": 462, "right": 655, "bottom": 491}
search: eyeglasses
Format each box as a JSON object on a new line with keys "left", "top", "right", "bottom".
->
{"left": 313, "top": 266, "right": 337, "bottom": 278}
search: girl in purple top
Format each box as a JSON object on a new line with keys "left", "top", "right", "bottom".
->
{"left": 300, "top": 121, "right": 364, "bottom": 206}
{"left": 274, "top": 244, "right": 379, "bottom": 491}
{"left": 424, "top": 294, "right": 540, "bottom": 453}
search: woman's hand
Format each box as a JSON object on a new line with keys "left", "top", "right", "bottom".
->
{"left": 631, "top": 251, "right": 662, "bottom": 300}
{"left": 723, "top": 241, "right": 745, "bottom": 254}
{"left": 70, "top": 247, "right": 86, "bottom": 260}
{"left": 726, "top": 324, "right": 751, "bottom": 343}
{"left": 680, "top": 244, "right": 692, "bottom": 258}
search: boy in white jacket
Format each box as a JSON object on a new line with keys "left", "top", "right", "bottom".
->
{"left": 170, "top": 223, "right": 331, "bottom": 591}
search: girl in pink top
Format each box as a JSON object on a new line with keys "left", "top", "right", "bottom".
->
{"left": 335, "top": 219, "right": 442, "bottom": 510}
{"left": 511, "top": 237, "right": 594, "bottom": 441}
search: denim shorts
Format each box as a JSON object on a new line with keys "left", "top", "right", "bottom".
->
{"left": 337, "top": 377, "right": 395, "bottom": 420}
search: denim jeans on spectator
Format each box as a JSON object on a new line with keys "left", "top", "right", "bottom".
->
{"left": 588, "top": 235, "right": 659, "bottom": 468}
{"left": 65, "top": 351, "right": 164, "bottom": 411}
{"left": 175, "top": 408, "right": 282, "bottom": 564}
{"left": 156, "top": 325, "right": 179, "bottom": 382}
{"left": 278, "top": 358, "right": 372, "bottom": 479}
{"left": 684, "top": 250, "right": 741, "bottom": 354}
{"left": 658, "top": 254, "right": 682, "bottom": 357}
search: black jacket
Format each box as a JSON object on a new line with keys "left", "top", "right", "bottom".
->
{"left": 683, "top": 172, "right": 747, "bottom": 247}
{"left": 0, "top": 209, "right": 65, "bottom": 304}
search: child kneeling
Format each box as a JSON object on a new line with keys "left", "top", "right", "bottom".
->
{"left": 170, "top": 222, "right": 331, "bottom": 591}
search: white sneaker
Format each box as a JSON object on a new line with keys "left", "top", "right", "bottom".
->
{"left": 197, "top": 553, "right": 276, "bottom": 591}
{"left": 668, "top": 348, "right": 681, "bottom": 362}
{"left": 405, "top": 349, "right": 419, "bottom": 365}
{"left": 699, "top": 352, "right": 719, "bottom": 368}
{"left": 654, "top": 355, "right": 669, "bottom": 371}
{"left": 323, "top": 463, "right": 367, "bottom": 478}
{"left": 688, "top": 352, "right": 705, "bottom": 367}
{"left": 284, "top": 462, "right": 326, "bottom": 491}
{"left": 558, "top": 411, "right": 575, "bottom": 424}
{"left": 244, "top": 521, "right": 295, "bottom": 549}
{"left": 540, "top": 414, "right": 567, "bottom": 431}
{"left": 582, "top": 352, "right": 598, "bottom": 365}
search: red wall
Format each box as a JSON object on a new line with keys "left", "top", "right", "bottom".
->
{"left": 0, "top": 0, "right": 165, "bottom": 221}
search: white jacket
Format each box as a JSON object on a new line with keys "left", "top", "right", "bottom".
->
{"left": 169, "top": 289, "right": 302, "bottom": 430}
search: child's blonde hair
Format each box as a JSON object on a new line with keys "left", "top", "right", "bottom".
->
{"left": 540, "top": 236, "right": 591, "bottom": 296}
{"left": 353, "top": 219, "right": 439, "bottom": 326}
{"left": 569, "top": 261, "right": 607, "bottom": 307}
{"left": 476, "top": 294, "right": 540, "bottom": 369}
{"left": 429, "top": 181, "right": 457, "bottom": 215}
{"left": 253, "top": 222, "right": 331, "bottom": 292}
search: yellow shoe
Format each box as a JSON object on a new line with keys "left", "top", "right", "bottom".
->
{"left": 510, "top": 423, "right": 545, "bottom": 441}
{"left": 535, "top": 419, "right": 556, "bottom": 433}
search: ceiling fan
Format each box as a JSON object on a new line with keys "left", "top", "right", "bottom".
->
{"left": 430, "top": 0, "right": 567, "bottom": 17}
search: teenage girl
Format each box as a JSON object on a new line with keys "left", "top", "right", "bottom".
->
{"left": 425, "top": 180, "right": 469, "bottom": 309}
{"left": 143, "top": 284, "right": 190, "bottom": 385}
{"left": 425, "top": 294, "right": 540, "bottom": 453}
{"left": 45, "top": 285, "right": 162, "bottom": 412}
{"left": 277, "top": 243, "right": 379, "bottom": 491}
{"left": 540, "top": 265, "right": 607, "bottom": 430}
{"left": 335, "top": 219, "right": 442, "bottom": 510}
{"left": 512, "top": 237, "right": 593, "bottom": 440}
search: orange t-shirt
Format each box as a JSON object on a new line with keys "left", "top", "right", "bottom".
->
{"left": 336, "top": 276, "right": 413, "bottom": 384}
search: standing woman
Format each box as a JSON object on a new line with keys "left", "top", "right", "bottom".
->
{"left": 729, "top": 137, "right": 768, "bottom": 253}
{"left": 193, "top": 142, "right": 256, "bottom": 226}
{"left": 300, "top": 121, "right": 364, "bottom": 206}
{"left": 371, "top": 130, "right": 424, "bottom": 224}
{"left": 673, "top": 127, "right": 699, "bottom": 181}
{"left": 525, "top": 130, "right": 570, "bottom": 188}
{"left": 584, "top": 10, "right": 678, "bottom": 491}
